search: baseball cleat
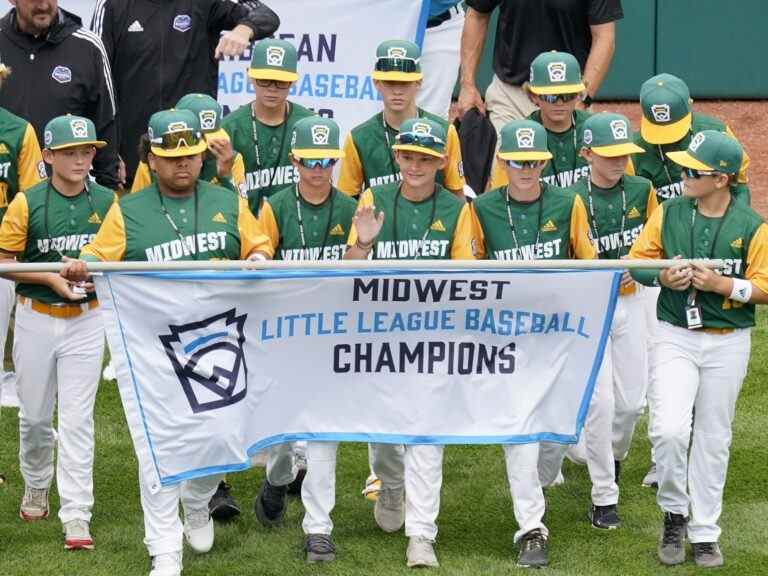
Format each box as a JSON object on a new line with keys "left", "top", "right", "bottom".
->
{"left": 406, "top": 536, "right": 439, "bottom": 568}
{"left": 183, "top": 508, "right": 214, "bottom": 553}
{"left": 517, "top": 528, "right": 549, "bottom": 568}
{"left": 254, "top": 480, "right": 288, "bottom": 527}
{"left": 692, "top": 542, "right": 723, "bottom": 568}
{"left": 304, "top": 533, "right": 336, "bottom": 563}
{"left": 20, "top": 486, "right": 49, "bottom": 521}
{"left": 63, "top": 519, "right": 94, "bottom": 550}
{"left": 658, "top": 512, "right": 687, "bottom": 565}
{"left": 374, "top": 487, "right": 404, "bottom": 533}
{"left": 589, "top": 504, "right": 620, "bottom": 529}
{"left": 209, "top": 481, "right": 240, "bottom": 522}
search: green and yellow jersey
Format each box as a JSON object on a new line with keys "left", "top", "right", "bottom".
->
{"left": 259, "top": 184, "right": 357, "bottom": 261}
{"left": 0, "top": 180, "right": 115, "bottom": 303}
{"left": 337, "top": 109, "right": 465, "bottom": 197}
{"left": 347, "top": 183, "right": 475, "bottom": 260}
{"left": 222, "top": 101, "right": 315, "bottom": 213}
{"left": 81, "top": 180, "right": 272, "bottom": 262}
{"left": 0, "top": 107, "right": 46, "bottom": 220}
{"left": 472, "top": 184, "right": 596, "bottom": 260}
{"left": 629, "top": 196, "right": 768, "bottom": 329}
{"left": 628, "top": 112, "right": 750, "bottom": 204}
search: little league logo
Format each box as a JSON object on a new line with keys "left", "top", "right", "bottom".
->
{"left": 515, "top": 128, "right": 536, "bottom": 149}
{"left": 266, "top": 46, "right": 286, "bottom": 67}
{"left": 387, "top": 46, "right": 408, "bottom": 59}
{"left": 610, "top": 119, "right": 628, "bottom": 140}
{"left": 412, "top": 122, "right": 432, "bottom": 135}
{"left": 70, "top": 118, "right": 89, "bottom": 139}
{"left": 690, "top": 132, "right": 706, "bottom": 152}
{"left": 582, "top": 128, "right": 593, "bottom": 146}
{"left": 199, "top": 110, "right": 217, "bottom": 132}
{"left": 44, "top": 130, "right": 53, "bottom": 147}
{"left": 172, "top": 14, "right": 192, "bottom": 33}
{"left": 547, "top": 62, "right": 567, "bottom": 83}
{"left": 167, "top": 121, "right": 190, "bottom": 133}
{"left": 51, "top": 65, "right": 72, "bottom": 84}
{"left": 159, "top": 309, "right": 248, "bottom": 413}
{"left": 311, "top": 124, "right": 330, "bottom": 146}
{"left": 650, "top": 104, "right": 671, "bottom": 123}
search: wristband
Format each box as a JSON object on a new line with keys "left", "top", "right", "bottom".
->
{"left": 729, "top": 278, "right": 752, "bottom": 303}
{"left": 355, "top": 239, "right": 373, "bottom": 252}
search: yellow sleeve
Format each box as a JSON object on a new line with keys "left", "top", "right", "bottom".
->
{"left": 17, "top": 124, "right": 44, "bottom": 192}
{"left": 80, "top": 202, "right": 126, "bottom": 261}
{"left": 232, "top": 153, "right": 246, "bottom": 191}
{"left": 337, "top": 134, "right": 364, "bottom": 197}
{"left": 443, "top": 124, "right": 466, "bottom": 191}
{"left": 645, "top": 186, "right": 660, "bottom": 220}
{"left": 346, "top": 188, "right": 374, "bottom": 247}
{"left": 628, "top": 203, "right": 664, "bottom": 260}
{"left": 257, "top": 199, "right": 280, "bottom": 253}
{"left": 724, "top": 125, "right": 749, "bottom": 184}
{"left": 625, "top": 156, "right": 637, "bottom": 176}
{"left": 130, "top": 162, "right": 152, "bottom": 193}
{"left": 489, "top": 157, "right": 508, "bottom": 190}
{"left": 745, "top": 223, "right": 768, "bottom": 293}
{"left": 0, "top": 192, "right": 29, "bottom": 253}
{"left": 469, "top": 203, "right": 486, "bottom": 259}
{"left": 237, "top": 195, "right": 274, "bottom": 259}
{"left": 451, "top": 203, "right": 476, "bottom": 260}
{"left": 570, "top": 195, "right": 597, "bottom": 259}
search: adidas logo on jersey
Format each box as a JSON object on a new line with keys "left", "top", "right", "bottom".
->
{"left": 88, "top": 212, "right": 101, "bottom": 224}
{"left": 541, "top": 219, "right": 557, "bottom": 232}
{"left": 212, "top": 212, "right": 227, "bottom": 224}
{"left": 627, "top": 206, "right": 641, "bottom": 219}
{"left": 329, "top": 223, "right": 345, "bottom": 236}
{"left": 430, "top": 220, "right": 446, "bottom": 232}
{"left": 0, "top": 143, "right": 8, "bottom": 154}
{"left": 731, "top": 237, "right": 743, "bottom": 249}
{"left": 128, "top": 20, "right": 144, "bottom": 32}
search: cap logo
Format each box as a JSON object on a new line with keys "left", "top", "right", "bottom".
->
{"left": 412, "top": 122, "right": 432, "bottom": 135}
{"left": 650, "top": 104, "right": 671, "bottom": 123}
{"left": 582, "top": 128, "right": 593, "bottom": 146}
{"left": 70, "top": 118, "right": 89, "bottom": 139}
{"left": 266, "top": 46, "right": 286, "bottom": 67}
{"left": 199, "top": 110, "right": 217, "bottom": 131}
{"left": 311, "top": 124, "right": 330, "bottom": 146}
{"left": 44, "top": 130, "right": 53, "bottom": 147}
{"left": 290, "top": 130, "right": 297, "bottom": 148}
{"left": 689, "top": 132, "right": 705, "bottom": 152}
{"left": 387, "top": 46, "right": 408, "bottom": 59}
{"left": 167, "top": 121, "right": 190, "bottom": 133}
{"left": 547, "top": 62, "right": 567, "bottom": 83}
{"left": 515, "top": 128, "right": 536, "bottom": 149}
{"left": 610, "top": 119, "right": 628, "bottom": 141}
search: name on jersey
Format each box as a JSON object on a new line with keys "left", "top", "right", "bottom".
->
{"left": 367, "top": 172, "right": 401, "bottom": 188}
{"left": 0, "top": 161, "right": 11, "bottom": 178}
{"left": 245, "top": 166, "right": 299, "bottom": 192}
{"left": 594, "top": 224, "right": 644, "bottom": 255}
{"left": 280, "top": 244, "right": 346, "bottom": 261}
{"left": 721, "top": 258, "right": 744, "bottom": 276}
{"left": 656, "top": 181, "right": 684, "bottom": 200}
{"left": 37, "top": 234, "right": 95, "bottom": 254}
{"left": 541, "top": 166, "right": 590, "bottom": 187}
{"left": 493, "top": 239, "right": 562, "bottom": 261}
{"left": 375, "top": 239, "right": 449, "bottom": 259}
{"left": 145, "top": 232, "right": 227, "bottom": 262}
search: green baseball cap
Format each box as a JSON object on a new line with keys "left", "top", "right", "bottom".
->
{"left": 148, "top": 109, "right": 207, "bottom": 158}
{"left": 43, "top": 114, "right": 106, "bottom": 150}
{"left": 528, "top": 51, "right": 586, "bottom": 95}
{"left": 290, "top": 117, "right": 345, "bottom": 160}
{"left": 581, "top": 112, "right": 644, "bottom": 157}
{"left": 248, "top": 39, "right": 299, "bottom": 82}
{"left": 640, "top": 73, "right": 692, "bottom": 145}
{"left": 497, "top": 119, "right": 553, "bottom": 161}
{"left": 391, "top": 117, "right": 446, "bottom": 158}
{"left": 176, "top": 93, "right": 228, "bottom": 142}
{"left": 666, "top": 130, "right": 743, "bottom": 174}
{"left": 372, "top": 39, "right": 422, "bottom": 82}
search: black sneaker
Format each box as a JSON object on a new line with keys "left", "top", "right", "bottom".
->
{"left": 589, "top": 504, "right": 620, "bottom": 529}
{"left": 658, "top": 512, "right": 688, "bottom": 565}
{"left": 287, "top": 468, "right": 306, "bottom": 497}
{"left": 692, "top": 542, "right": 723, "bottom": 568}
{"left": 254, "top": 480, "right": 288, "bottom": 527}
{"left": 614, "top": 460, "right": 621, "bottom": 483}
{"left": 305, "top": 533, "right": 336, "bottom": 563}
{"left": 517, "top": 529, "right": 549, "bottom": 568}
{"left": 209, "top": 481, "right": 241, "bottom": 522}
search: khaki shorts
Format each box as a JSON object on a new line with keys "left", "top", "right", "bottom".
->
{"left": 485, "top": 75, "right": 538, "bottom": 135}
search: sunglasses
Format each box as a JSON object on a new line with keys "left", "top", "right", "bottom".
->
{"left": 375, "top": 57, "right": 419, "bottom": 74}
{"left": 151, "top": 130, "right": 201, "bottom": 150}
{"left": 254, "top": 79, "right": 292, "bottom": 89}
{"left": 395, "top": 132, "right": 445, "bottom": 147}
{"left": 538, "top": 93, "right": 580, "bottom": 104}
{"left": 684, "top": 167, "right": 718, "bottom": 179}
{"left": 505, "top": 159, "right": 546, "bottom": 169}
{"left": 299, "top": 158, "right": 337, "bottom": 169}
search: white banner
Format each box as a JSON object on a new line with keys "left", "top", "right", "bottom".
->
{"left": 96, "top": 268, "right": 620, "bottom": 493}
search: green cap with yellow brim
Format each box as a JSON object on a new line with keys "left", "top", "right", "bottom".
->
{"left": 248, "top": 39, "right": 299, "bottom": 82}
{"left": 581, "top": 112, "right": 645, "bottom": 158}
{"left": 148, "top": 109, "right": 208, "bottom": 158}
{"left": 528, "top": 51, "right": 586, "bottom": 95}
{"left": 391, "top": 117, "right": 446, "bottom": 158}
{"left": 372, "top": 39, "right": 422, "bottom": 82}
{"left": 640, "top": 73, "right": 692, "bottom": 145}
{"left": 290, "top": 116, "right": 345, "bottom": 160}
{"left": 497, "top": 119, "right": 553, "bottom": 161}
{"left": 43, "top": 114, "right": 107, "bottom": 150}
{"left": 666, "top": 130, "right": 743, "bottom": 174}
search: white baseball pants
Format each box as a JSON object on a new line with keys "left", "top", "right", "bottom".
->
{"left": 301, "top": 440, "right": 338, "bottom": 535}
{"left": 405, "top": 444, "right": 443, "bottom": 541}
{"left": 504, "top": 443, "right": 548, "bottom": 542}
{"left": 417, "top": 5, "right": 464, "bottom": 119}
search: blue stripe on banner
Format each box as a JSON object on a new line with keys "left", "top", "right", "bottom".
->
{"left": 415, "top": 0, "right": 430, "bottom": 48}
{"left": 183, "top": 331, "right": 228, "bottom": 354}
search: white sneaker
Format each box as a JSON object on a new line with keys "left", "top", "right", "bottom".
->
{"left": 183, "top": 508, "right": 214, "bottom": 553}
{"left": 406, "top": 536, "right": 439, "bottom": 568}
{"left": 102, "top": 359, "right": 116, "bottom": 381}
{"left": 149, "top": 551, "right": 182, "bottom": 576}
{"left": 64, "top": 519, "right": 94, "bottom": 550}
{"left": 20, "top": 486, "right": 49, "bottom": 521}
{"left": 374, "top": 487, "right": 404, "bottom": 532}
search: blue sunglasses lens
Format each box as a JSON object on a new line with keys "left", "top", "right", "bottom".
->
{"left": 300, "top": 158, "right": 336, "bottom": 169}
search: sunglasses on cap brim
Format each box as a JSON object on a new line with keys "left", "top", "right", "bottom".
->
{"left": 375, "top": 57, "right": 419, "bottom": 73}
{"left": 254, "top": 79, "right": 292, "bottom": 89}
{"left": 505, "top": 159, "right": 547, "bottom": 169}
{"left": 684, "top": 167, "right": 722, "bottom": 179}
{"left": 298, "top": 158, "right": 337, "bottom": 169}
{"left": 395, "top": 132, "right": 445, "bottom": 147}
{"left": 151, "top": 130, "right": 202, "bottom": 150}
{"left": 538, "top": 93, "right": 580, "bottom": 104}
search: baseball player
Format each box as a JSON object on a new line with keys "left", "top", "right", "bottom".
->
{"left": 472, "top": 119, "right": 595, "bottom": 567}
{"left": 488, "top": 51, "right": 591, "bottom": 191}
{"left": 132, "top": 94, "right": 246, "bottom": 196}
{"left": 0, "top": 115, "right": 113, "bottom": 550}
{"left": 346, "top": 117, "right": 475, "bottom": 568}
{"left": 222, "top": 38, "right": 315, "bottom": 215}
{"left": 628, "top": 130, "right": 768, "bottom": 568}
{"left": 337, "top": 39, "right": 465, "bottom": 199}
{"left": 539, "top": 113, "right": 657, "bottom": 529}
{"left": 256, "top": 116, "right": 356, "bottom": 562}
{"left": 61, "top": 109, "right": 273, "bottom": 576}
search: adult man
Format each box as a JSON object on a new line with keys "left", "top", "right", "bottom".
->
{"left": 61, "top": 109, "right": 272, "bottom": 576}
{"left": 0, "top": 115, "right": 113, "bottom": 550}
{"left": 459, "top": 0, "right": 623, "bottom": 130}
{"left": 0, "top": 0, "right": 119, "bottom": 187}
{"left": 629, "top": 131, "right": 768, "bottom": 568}
{"left": 346, "top": 117, "right": 475, "bottom": 568}
{"left": 91, "top": 0, "right": 279, "bottom": 184}
{"left": 223, "top": 38, "right": 315, "bottom": 215}
{"left": 337, "top": 39, "right": 465, "bottom": 199}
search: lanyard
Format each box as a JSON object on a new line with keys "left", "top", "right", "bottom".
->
{"left": 158, "top": 186, "right": 199, "bottom": 260}
{"left": 44, "top": 181, "right": 97, "bottom": 258}
{"left": 392, "top": 184, "right": 439, "bottom": 260}
{"left": 551, "top": 113, "right": 579, "bottom": 188}
{"left": 294, "top": 184, "right": 336, "bottom": 258}
{"left": 657, "top": 144, "right": 676, "bottom": 186}
{"left": 381, "top": 110, "right": 423, "bottom": 179}
{"left": 504, "top": 185, "right": 545, "bottom": 260}
{"left": 689, "top": 198, "right": 733, "bottom": 260}
{"left": 586, "top": 178, "right": 627, "bottom": 259}
{"left": 251, "top": 102, "right": 290, "bottom": 209}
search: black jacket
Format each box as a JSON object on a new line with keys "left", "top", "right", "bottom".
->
{"left": 0, "top": 8, "right": 120, "bottom": 188}
{"left": 91, "top": 0, "right": 279, "bottom": 182}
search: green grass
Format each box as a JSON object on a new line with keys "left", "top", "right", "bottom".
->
{"left": 1, "top": 316, "right": 767, "bottom": 576}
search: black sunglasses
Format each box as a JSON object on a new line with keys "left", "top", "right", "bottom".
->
{"left": 538, "top": 93, "right": 580, "bottom": 104}
{"left": 684, "top": 167, "right": 718, "bottom": 179}
{"left": 254, "top": 79, "right": 292, "bottom": 89}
